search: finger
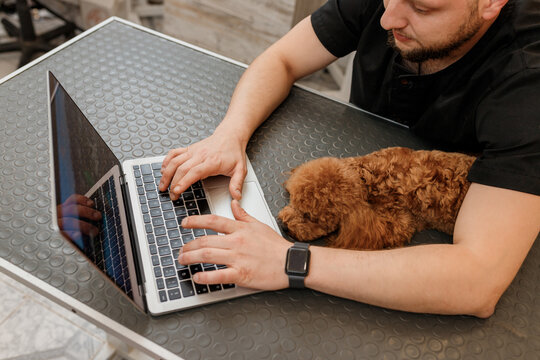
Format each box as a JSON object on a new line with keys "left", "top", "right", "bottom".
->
{"left": 181, "top": 214, "right": 239, "bottom": 235}
{"left": 160, "top": 152, "right": 191, "bottom": 192}
{"left": 170, "top": 162, "right": 212, "bottom": 200}
{"left": 181, "top": 235, "right": 229, "bottom": 253}
{"left": 169, "top": 158, "right": 199, "bottom": 199}
{"left": 60, "top": 204, "right": 101, "bottom": 220}
{"left": 192, "top": 267, "right": 237, "bottom": 285}
{"left": 61, "top": 230, "right": 81, "bottom": 241}
{"left": 65, "top": 193, "right": 92, "bottom": 205}
{"left": 58, "top": 217, "right": 99, "bottom": 236}
{"left": 161, "top": 147, "right": 188, "bottom": 171}
{"left": 229, "top": 165, "right": 247, "bottom": 201}
{"left": 178, "top": 247, "right": 231, "bottom": 267}
{"left": 231, "top": 200, "right": 256, "bottom": 223}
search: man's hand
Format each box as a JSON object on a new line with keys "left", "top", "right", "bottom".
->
{"left": 56, "top": 194, "right": 102, "bottom": 240}
{"left": 178, "top": 200, "right": 291, "bottom": 290}
{"left": 159, "top": 129, "right": 247, "bottom": 201}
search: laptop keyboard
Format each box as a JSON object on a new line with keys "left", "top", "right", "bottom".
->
{"left": 133, "top": 163, "right": 235, "bottom": 303}
{"left": 88, "top": 176, "right": 132, "bottom": 298}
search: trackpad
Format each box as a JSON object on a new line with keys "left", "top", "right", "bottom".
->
{"left": 205, "top": 182, "right": 275, "bottom": 229}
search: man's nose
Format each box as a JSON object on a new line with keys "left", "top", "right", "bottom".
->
{"left": 380, "top": 0, "right": 408, "bottom": 30}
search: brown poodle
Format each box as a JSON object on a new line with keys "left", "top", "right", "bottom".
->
{"left": 278, "top": 147, "right": 475, "bottom": 250}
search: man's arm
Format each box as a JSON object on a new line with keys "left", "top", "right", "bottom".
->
{"left": 179, "top": 184, "right": 540, "bottom": 318}
{"left": 160, "top": 17, "right": 337, "bottom": 200}
{"left": 305, "top": 183, "right": 540, "bottom": 317}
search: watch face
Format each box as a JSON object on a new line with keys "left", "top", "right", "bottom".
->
{"left": 287, "top": 248, "right": 308, "bottom": 275}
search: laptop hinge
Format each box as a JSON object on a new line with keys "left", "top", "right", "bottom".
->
{"left": 119, "top": 174, "right": 147, "bottom": 298}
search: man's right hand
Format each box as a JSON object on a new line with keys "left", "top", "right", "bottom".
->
{"left": 159, "top": 129, "right": 248, "bottom": 201}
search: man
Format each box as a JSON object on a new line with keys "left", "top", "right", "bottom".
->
{"left": 159, "top": 0, "right": 540, "bottom": 317}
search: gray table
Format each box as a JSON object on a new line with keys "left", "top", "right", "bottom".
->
{"left": 1, "top": 18, "right": 539, "bottom": 360}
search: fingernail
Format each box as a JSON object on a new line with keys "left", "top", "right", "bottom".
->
{"left": 174, "top": 186, "right": 181, "bottom": 194}
{"left": 193, "top": 273, "right": 200, "bottom": 282}
{"left": 181, "top": 218, "right": 187, "bottom": 226}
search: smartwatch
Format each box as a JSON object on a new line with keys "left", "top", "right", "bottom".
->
{"left": 285, "top": 242, "right": 311, "bottom": 288}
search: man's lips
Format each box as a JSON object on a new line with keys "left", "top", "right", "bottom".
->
{"left": 393, "top": 30, "right": 412, "bottom": 43}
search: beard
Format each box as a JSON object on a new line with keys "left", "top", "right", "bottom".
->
{"left": 387, "top": 6, "right": 484, "bottom": 63}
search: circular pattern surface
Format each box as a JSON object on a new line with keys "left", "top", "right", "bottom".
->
{"left": 0, "top": 20, "right": 539, "bottom": 360}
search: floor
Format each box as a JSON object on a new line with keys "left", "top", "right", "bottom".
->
{"left": 0, "top": 8, "right": 338, "bottom": 360}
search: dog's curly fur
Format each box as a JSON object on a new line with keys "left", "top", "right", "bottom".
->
{"left": 278, "top": 147, "right": 476, "bottom": 250}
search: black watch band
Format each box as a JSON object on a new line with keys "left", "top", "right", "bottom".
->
{"left": 285, "top": 242, "right": 311, "bottom": 289}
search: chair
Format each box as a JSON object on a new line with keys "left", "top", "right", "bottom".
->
{"left": 0, "top": 0, "right": 81, "bottom": 68}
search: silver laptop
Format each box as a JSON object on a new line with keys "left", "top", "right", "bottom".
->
{"left": 47, "top": 71, "right": 281, "bottom": 315}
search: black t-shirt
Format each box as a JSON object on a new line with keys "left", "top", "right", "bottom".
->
{"left": 311, "top": 0, "right": 540, "bottom": 196}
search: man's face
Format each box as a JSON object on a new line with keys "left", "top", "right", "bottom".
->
{"left": 381, "top": 0, "right": 485, "bottom": 63}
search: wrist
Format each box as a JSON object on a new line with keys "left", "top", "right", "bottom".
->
{"left": 214, "top": 118, "right": 252, "bottom": 148}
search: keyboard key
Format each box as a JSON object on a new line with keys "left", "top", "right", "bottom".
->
{"left": 136, "top": 178, "right": 143, "bottom": 187}
{"left": 223, "top": 283, "right": 236, "bottom": 289}
{"left": 141, "top": 164, "right": 152, "bottom": 175}
{"left": 168, "top": 229, "right": 180, "bottom": 239}
{"left": 194, "top": 189, "right": 205, "bottom": 199}
{"left": 173, "top": 198, "right": 184, "bottom": 207}
{"left": 147, "top": 191, "right": 158, "bottom": 200}
{"left": 149, "top": 244, "right": 157, "bottom": 255}
{"left": 182, "top": 234, "right": 194, "bottom": 244}
{"left": 154, "top": 170, "right": 162, "bottom": 177}
{"left": 152, "top": 162, "right": 162, "bottom": 170}
{"left": 156, "top": 236, "right": 168, "bottom": 246}
{"left": 163, "top": 211, "right": 175, "bottom": 220}
{"left": 190, "top": 264, "right": 203, "bottom": 275}
{"left": 143, "top": 175, "right": 154, "bottom": 183}
{"left": 156, "top": 278, "right": 164, "bottom": 290}
{"left": 145, "top": 183, "right": 156, "bottom": 191}
{"left": 178, "top": 268, "right": 191, "bottom": 280}
{"left": 158, "top": 246, "right": 171, "bottom": 256}
{"left": 150, "top": 208, "right": 162, "bottom": 217}
{"left": 134, "top": 169, "right": 142, "bottom": 178}
{"left": 165, "top": 220, "right": 177, "bottom": 229}
{"left": 175, "top": 207, "right": 187, "bottom": 217}
{"left": 145, "top": 224, "right": 153, "bottom": 234}
{"left": 166, "top": 277, "right": 179, "bottom": 289}
{"left": 206, "top": 229, "right": 218, "bottom": 236}
{"left": 188, "top": 209, "right": 199, "bottom": 216}
{"left": 170, "top": 239, "right": 182, "bottom": 249}
{"left": 168, "top": 288, "right": 181, "bottom": 300}
{"left": 163, "top": 266, "right": 176, "bottom": 278}
{"left": 154, "top": 227, "right": 166, "bottom": 236}
{"left": 148, "top": 200, "right": 160, "bottom": 208}
{"left": 197, "top": 199, "right": 211, "bottom": 214}
{"left": 143, "top": 214, "right": 150, "bottom": 223}
{"left": 183, "top": 192, "right": 194, "bottom": 201}
{"left": 172, "top": 248, "right": 180, "bottom": 259}
{"left": 180, "top": 280, "right": 195, "bottom": 297}
{"left": 159, "top": 290, "right": 167, "bottom": 302}
{"left": 161, "top": 256, "right": 173, "bottom": 266}
{"left": 185, "top": 201, "right": 197, "bottom": 209}
{"left": 159, "top": 193, "right": 170, "bottom": 202}
{"left": 137, "top": 187, "right": 145, "bottom": 195}
{"left": 147, "top": 234, "right": 155, "bottom": 244}
{"left": 141, "top": 204, "right": 149, "bottom": 213}
{"left": 139, "top": 196, "right": 147, "bottom": 204}
{"left": 203, "top": 265, "right": 216, "bottom": 271}
{"left": 195, "top": 283, "right": 209, "bottom": 295}
{"left": 154, "top": 267, "right": 162, "bottom": 278}
{"left": 151, "top": 255, "right": 160, "bottom": 266}
{"left": 161, "top": 202, "right": 173, "bottom": 211}
{"left": 209, "top": 284, "right": 222, "bottom": 292}
{"left": 193, "top": 228, "right": 205, "bottom": 237}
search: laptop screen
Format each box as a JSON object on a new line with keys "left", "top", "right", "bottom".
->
{"left": 48, "top": 72, "right": 136, "bottom": 300}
